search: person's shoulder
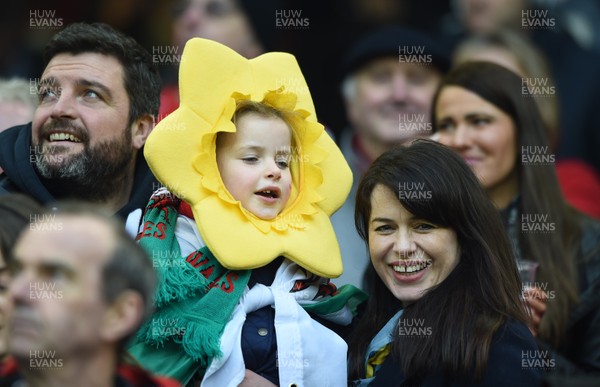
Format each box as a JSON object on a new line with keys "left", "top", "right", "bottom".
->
{"left": 0, "top": 123, "right": 30, "bottom": 165}
{"left": 579, "top": 215, "right": 600, "bottom": 255}
{"left": 575, "top": 214, "right": 600, "bottom": 296}
{"left": 483, "top": 320, "right": 543, "bottom": 386}
{"left": 493, "top": 319, "right": 535, "bottom": 342}
{"left": 0, "top": 122, "right": 29, "bottom": 137}
{"left": 0, "top": 174, "right": 19, "bottom": 196}
{"left": 489, "top": 319, "right": 539, "bottom": 361}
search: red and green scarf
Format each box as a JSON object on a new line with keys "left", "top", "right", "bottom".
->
{"left": 127, "top": 189, "right": 367, "bottom": 384}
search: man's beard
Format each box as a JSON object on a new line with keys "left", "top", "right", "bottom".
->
{"left": 34, "top": 121, "right": 135, "bottom": 203}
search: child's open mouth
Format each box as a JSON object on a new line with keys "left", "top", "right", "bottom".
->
{"left": 255, "top": 188, "right": 280, "bottom": 199}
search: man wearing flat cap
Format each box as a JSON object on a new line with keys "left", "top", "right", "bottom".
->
{"left": 332, "top": 26, "right": 451, "bottom": 290}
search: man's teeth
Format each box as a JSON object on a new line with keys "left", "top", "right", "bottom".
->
{"left": 49, "top": 133, "right": 81, "bottom": 142}
{"left": 392, "top": 261, "right": 429, "bottom": 274}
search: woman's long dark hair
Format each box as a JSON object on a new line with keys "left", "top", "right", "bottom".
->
{"left": 348, "top": 140, "right": 528, "bottom": 381}
{"left": 431, "top": 61, "right": 581, "bottom": 348}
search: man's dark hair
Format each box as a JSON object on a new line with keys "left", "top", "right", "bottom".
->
{"left": 43, "top": 22, "right": 160, "bottom": 125}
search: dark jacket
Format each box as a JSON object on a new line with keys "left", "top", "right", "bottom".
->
{"left": 0, "top": 123, "right": 157, "bottom": 219}
{"left": 370, "top": 320, "right": 543, "bottom": 387}
{"left": 535, "top": 215, "right": 600, "bottom": 375}
{"left": 502, "top": 198, "right": 600, "bottom": 375}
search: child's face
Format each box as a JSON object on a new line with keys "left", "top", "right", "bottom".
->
{"left": 216, "top": 112, "right": 293, "bottom": 220}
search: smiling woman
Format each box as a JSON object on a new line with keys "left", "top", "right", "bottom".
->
{"left": 348, "top": 140, "right": 542, "bottom": 386}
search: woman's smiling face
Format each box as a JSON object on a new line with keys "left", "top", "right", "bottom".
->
{"left": 368, "top": 184, "right": 460, "bottom": 305}
{"left": 435, "top": 86, "right": 519, "bottom": 207}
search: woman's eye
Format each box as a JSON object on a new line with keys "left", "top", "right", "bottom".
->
{"left": 415, "top": 223, "right": 435, "bottom": 231}
{"left": 374, "top": 224, "right": 394, "bottom": 233}
{"left": 436, "top": 121, "right": 453, "bottom": 132}
{"left": 472, "top": 117, "right": 491, "bottom": 127}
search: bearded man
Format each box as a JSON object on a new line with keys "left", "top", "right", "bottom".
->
{"left": 0, "top": 22, "right": 160, "bottom": 219}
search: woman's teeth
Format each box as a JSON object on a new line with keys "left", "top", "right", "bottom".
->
{"left": 392, "top": 261, "right": 429, "bottom": 274}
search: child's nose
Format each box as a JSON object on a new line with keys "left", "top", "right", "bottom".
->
{"left": 266, "top": 161, "right": 281, "bottom": 180}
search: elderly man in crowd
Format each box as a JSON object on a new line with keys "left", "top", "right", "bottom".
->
{"left": 332, "top": 26, "right": 450, "bottom": 289}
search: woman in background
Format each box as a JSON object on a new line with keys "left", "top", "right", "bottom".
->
{"left": 433, "top": 61, "right": 600, "bottom": 374}
{"left": 452, "top": 29, "right": 600, "bottom": 219}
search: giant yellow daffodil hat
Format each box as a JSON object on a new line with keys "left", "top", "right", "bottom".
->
{"left": 144, "top": 38, "right": 352, "bottom": 278}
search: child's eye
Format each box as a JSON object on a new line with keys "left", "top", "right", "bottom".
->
{"left": 276, "top": 159, "right": 289, "bottom": 169}
{"left": 242, "top": 156, "right": 258, "bottom": 163}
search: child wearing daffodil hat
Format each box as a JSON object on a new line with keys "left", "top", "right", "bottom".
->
{"left": 127, "top": 38, "right": 366, "bottom": 386}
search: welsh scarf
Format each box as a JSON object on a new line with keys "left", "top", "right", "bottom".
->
{"left": 131, "top": 189, "right": 250, "bottom": 382}
{"left": 129, "top": 189, "right": 367, "bottom": 384}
